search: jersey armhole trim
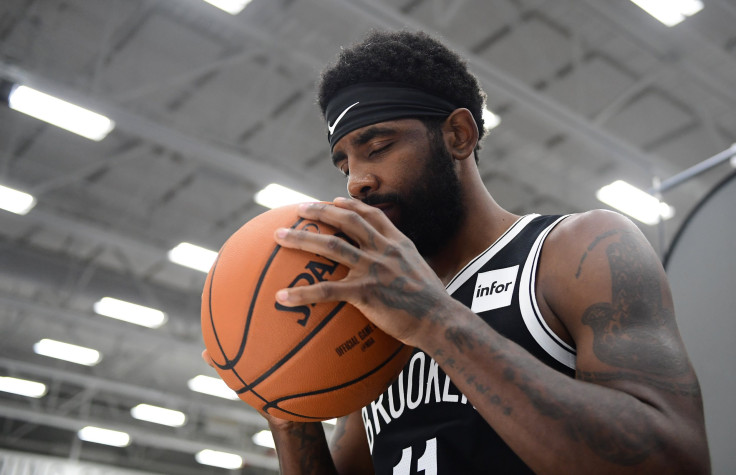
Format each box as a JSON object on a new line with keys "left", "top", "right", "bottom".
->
{"left": 519, "top": 215, "right": 577, "bottom": 369}
{"left": 446, "top": 214, "right": 538, "bottom": 295}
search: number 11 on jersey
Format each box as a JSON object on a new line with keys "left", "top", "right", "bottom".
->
{"left": 393, "top": 437, "right": 437, "bottom": 475}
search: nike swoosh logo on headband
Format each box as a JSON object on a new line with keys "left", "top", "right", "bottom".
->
{"left": 328, "top": 102, "right": 360, "bottom": 136}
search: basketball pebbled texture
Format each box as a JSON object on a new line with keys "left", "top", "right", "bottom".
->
{"left": 201, "top": 203, "right": 412, "bottom": 422}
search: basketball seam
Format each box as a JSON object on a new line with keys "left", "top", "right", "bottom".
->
{"left": 262, "top": 343, "right": 410, "bottom": 420}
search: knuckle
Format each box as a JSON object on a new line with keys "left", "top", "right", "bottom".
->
{"left": 347, "top": 211, "right": 363, "bottom": 225}
{"left": 326, "top": 235, "right": 342, "bottom": 250}
{"left": 383, "top": 244, "right": 402, "bottom": 259}
{"left": 318, "top": 282, "right": 335, "bottom": 300}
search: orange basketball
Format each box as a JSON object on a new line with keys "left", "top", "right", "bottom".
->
{"left": 201, "top": 203, "right": 412, "bottom": 422}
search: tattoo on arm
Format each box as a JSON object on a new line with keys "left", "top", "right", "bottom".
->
{"left": 581, "top": 232, "right": 689, "bottom": 376}
{"left": 515, "top": 372, "right": 662, "bottom": 466}
{"left": 329, "top": 418, "right": 348, "bottom": 454}
{"left": 577, "top": 370, "right": 701, "bottom": 398}
{"left": 287, "top": 423, "right": 334, "bottom": 474}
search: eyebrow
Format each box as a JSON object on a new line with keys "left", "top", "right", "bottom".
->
{"left": 331, "top": 125, "right": 399, "bottom": 166}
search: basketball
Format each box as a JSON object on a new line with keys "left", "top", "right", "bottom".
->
{"left": 201, "top": 203, "right": 412, "bottom": 422}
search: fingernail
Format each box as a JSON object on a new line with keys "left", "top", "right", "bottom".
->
{"left": 334, "top": 196, "right": 347, "bottom": 203}
{"left": 275, "top": 228, "right": 288, "bottom": 238}
{"left": 276, "top": 290, "right": 289, "bottom": 302}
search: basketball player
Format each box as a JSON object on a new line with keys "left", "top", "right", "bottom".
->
{"left": 246, "top": 31, "right": 710, "bottom": 473}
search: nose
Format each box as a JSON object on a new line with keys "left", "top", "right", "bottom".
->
{"left": 346, "top": 169, "right": 379, "bottom": 199}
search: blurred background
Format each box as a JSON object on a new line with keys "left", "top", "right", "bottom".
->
{"left": 0, "top": 0, "right": 734, "bottom": 473}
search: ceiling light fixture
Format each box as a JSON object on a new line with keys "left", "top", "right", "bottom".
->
{"left": 629, "top": 0, "right": 704, "bottom": 27}
{"left": 77, "top": 426, "right": 131, "bottom": 447}
{"left": 195, "top": 449, "right": 243, "bottom": 469}
{"left": 0, "top": 376, "right": 47, "bottom": 398}
{"left": 33, "top": 339, "right": 101, "bottom": 366}
{"left": 201, "top": 0, "right": 253, "bottom": 15}
{"left": 130, "top": 404, "right": 186, "bottom": 427}
{"left": 187, "top": 375, "right": 239, "bottom": 400}
{"left": 0, "top": 184, "right": 36, "bottom": 215}
{"left": 254, "top": 183, "right": 319, "bottom": 209}
{"left": 168, "top": 242, "right": 218, "bottom": 273}
{"left": 483, "top": 108, "right": 501, "bottom": 131}
{"left": 8, "top": 85, "right": 115, "bottom": 141}
{"left": 252, "top": 430, "right": 275, "bottom": 449}
{"left": 596, "top": 180, "right": 674, "bottom": 225}
{"left": 93, "top": 297, "right": 166, "bottom": 328}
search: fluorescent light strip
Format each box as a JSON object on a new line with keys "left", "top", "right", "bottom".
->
{"left": 0, "top": 376, "right": 47, "bottom": 398}
{"left": 78, "top": 426, "right": 130, "bottom": 447}
{"left": 8, "top": 85, "right": 115, "bottom": 141}
{"left": 93, "top": 297, "right": 166, "bottom": 328}
{"left": 483, "top": 108, "right": 501, "bottom": 131}
{"left": 254, "top": 183, "right": 319, "bottom": 209}
{"left": 187, "top": 375, "right": 239, "bottom": 400}
{"left": 201, "top": 0, "right": 252, "bottom": 15}
{"left": 168, "top": 242, "right": 218, "bottom": 273}
{"left": 0, "top": 184, "right": 36, "bottom": 215}
{"left": 196, "top": 449, "right": 243, "bottom": 469}
{"left": 252, "top": 430, "right": 275, "bottom": 449}
{"left": 33, "top": 339, "right": 101, "bottom": 366}
{"left": 596, "top": 180, "right": 674, "bottom": 226}
{"left": 131, "top": 404, "right": 186, "bottom": 427}
{"left": 629, "top": 0, "right": 704, "bottom": 26}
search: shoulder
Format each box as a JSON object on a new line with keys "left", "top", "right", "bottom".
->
{"left": 537, "top": 209, "right": 665, "bottom": 339}
{"left": 542, "top": 209, "right": 647, "bottom": 273}
{"left": 548, "top": 209, "right": 641, "bottom": 249}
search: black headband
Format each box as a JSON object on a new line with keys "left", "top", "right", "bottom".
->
{"left": 324, "top": 82, "right": 458, "bottom": 151}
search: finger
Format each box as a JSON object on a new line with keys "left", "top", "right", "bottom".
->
{"left": 274, "top": 225, "right": 364, "bottom": 267}
{"left": 201, "top": 349, "right": 216, "bottom": 369}
{"left": 332, "top": 197, "right": 399, "bottom": 236}
{"left": 275, "top": 279, "right": 353, "bottom": 308}
{"left": 296, "top": 201, "right": 392, "bottom": 250}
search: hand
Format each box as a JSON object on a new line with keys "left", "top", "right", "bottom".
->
{"left": 273, "top": 198, "right": 453, "bottom": 347}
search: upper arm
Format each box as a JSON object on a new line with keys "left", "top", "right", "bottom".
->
{"left": 329, "top": 410, "right": 374, "bottom": 475}
{"left": 539, "top": 209, "right": 705, "bottom": 417}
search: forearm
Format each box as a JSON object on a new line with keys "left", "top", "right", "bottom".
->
{"left": 421, "top": 305, "right": 707, "bottom": 474}
{"left": 269, "top": 421, "right": 338, "bottom": 475}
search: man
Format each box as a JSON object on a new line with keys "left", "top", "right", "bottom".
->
{"left": 237, "top": 30, "right": 710, "bottom": 473}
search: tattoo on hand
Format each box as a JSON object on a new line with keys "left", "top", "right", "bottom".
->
{"left": 367, "top": 244, "right": 442, "bottom": 321}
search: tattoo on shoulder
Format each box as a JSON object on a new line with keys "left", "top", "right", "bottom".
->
{"left": 580, "top": 232, "right": 689, "bottom": 376}
{"left": 575, "top": 229, "right": 619, "bottom": 279}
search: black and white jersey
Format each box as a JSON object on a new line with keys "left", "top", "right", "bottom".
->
{"left": 362, "top": 214, "right": 576, "bottom": 474}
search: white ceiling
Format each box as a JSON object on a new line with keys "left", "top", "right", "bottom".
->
{"left": 0, "top": 0, "right": 734, "bottom": 473}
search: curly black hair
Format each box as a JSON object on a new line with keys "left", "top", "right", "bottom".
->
{"left": 317, "top": 30, "right": 488, "bottom": 156}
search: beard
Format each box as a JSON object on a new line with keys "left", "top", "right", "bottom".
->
{"left": 364, "top": 130, "right": 465, "bottom": 257}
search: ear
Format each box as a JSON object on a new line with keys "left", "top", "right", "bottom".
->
{"left": 442, "top": 108, "right": 479, "bottom": 161}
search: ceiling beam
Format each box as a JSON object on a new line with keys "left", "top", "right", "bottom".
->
{"left": 0, "top": 357, "right": 266, "bottom": 429}
{"left": 0, "top": 62, "right": 321, "bottom": 196}
{"left": 338, "top": 0, "right": 692, "bottom": 178}
{"left": 0, "top": 403, "right": 278, "bottom": 471}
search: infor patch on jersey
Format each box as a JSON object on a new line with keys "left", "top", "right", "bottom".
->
{"left": 471, "top": 265, "right": 519, "bottom": 313}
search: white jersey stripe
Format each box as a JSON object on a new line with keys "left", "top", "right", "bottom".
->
{"left": 519, "top": 215, "right": 576, "bottom": 369}
{"left": 446, "top": 214, "right": 538, "bottom": 295}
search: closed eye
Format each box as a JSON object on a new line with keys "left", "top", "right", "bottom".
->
{"left": 369, "top": 143, "right": 392, "bottom": 157}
